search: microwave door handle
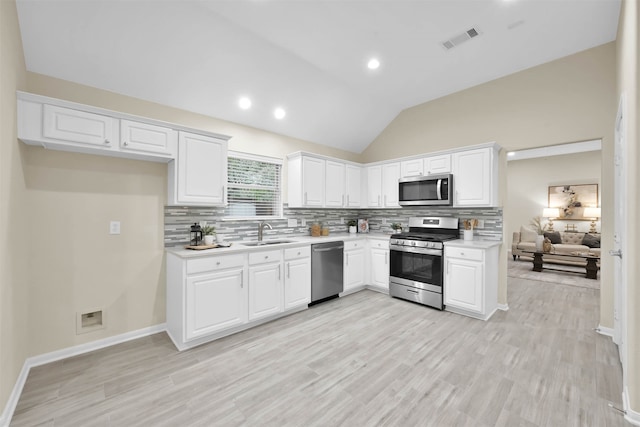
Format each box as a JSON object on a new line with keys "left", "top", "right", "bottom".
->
{"left": 436, "top": 179, "right": 442, "bottom": 200}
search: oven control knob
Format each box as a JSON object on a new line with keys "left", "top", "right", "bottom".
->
{"left": 411, "top": 241, "right": 416, "bottom": 246}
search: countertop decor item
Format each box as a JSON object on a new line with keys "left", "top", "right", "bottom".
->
{"left": 189, "top": 223, "right": 203, "bottom": 246}
{"left": 391, "top": 222, "right": 402, "bottom": 233}
{"left": 347, "top": 220, "right": 357, "bottom": 234}
{"left": 357, "top": 219, "right": 369, "bottom": 233}
{"left": 201, "top": 222, "right": 216, "bottom": 246}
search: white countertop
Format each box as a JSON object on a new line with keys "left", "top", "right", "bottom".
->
{"left": 444, "top": 239, "right": 502, "bottom": 249}
{"left": 166, "top": 232, "right": 389, "bottom": 258}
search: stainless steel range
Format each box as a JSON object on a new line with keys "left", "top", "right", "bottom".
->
{"left": 389, "top": 217, "right": 459, "bottom": 309}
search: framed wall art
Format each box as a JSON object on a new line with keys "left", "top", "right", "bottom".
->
{"left": 548, "top": 184, "right": 598, "bottom": 220}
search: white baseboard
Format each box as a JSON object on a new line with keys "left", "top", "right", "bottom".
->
{"left": 497, "top": 303, "right": 509, "bottom": 311}
{"left": 624, "top": 387, "right": 640, "bottom": 426}
{"left": 596, "top": 324, "right": 615, "bottom": 338}
{"left": 0, "top": 323, "right": 166, "bottom": 427}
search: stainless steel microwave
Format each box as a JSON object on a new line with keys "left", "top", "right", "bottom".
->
{"left": 398, "top": 173, "right": 453, "bottom": 206}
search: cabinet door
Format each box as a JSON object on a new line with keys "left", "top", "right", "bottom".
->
{"left": 452, "top": 148, "right": 492, "bottom": 206}
{"left": 370, "top": 248, "right": 390, "bottom": 289}
{"left": 345, "top": 164, "right": 361, "bottom": 207}
{"left": 284, "top": 257, "right": 311, "bottom": 309}
{"left": 185, "top": 268, "right": 246, "bottom": 340}
{"left": 401, "top": 158, "right": 424, "bottom": 177}
{"left": 43, "top": 104, "right": 116, "bottom": 149}
{"left": 344, "top": 248, "right": 365, "bottom": 291}
{"left": 367, "top": 165, "right": 382, "bottom": 207}
{"left": 248, "top": 262, "right": 283, "bottom": 321}
{"left": 120, "top": 120, "right": 176, "bottom": 156}
{"left": 325, "top": 160, "right": 345, "bottom": 207}
{"left": 424, "top": 154, "right": 451, "bottom": 175}
{"left": 302, "top": 157, "right": 325, "bottom": 207}
{"left": 382, "top": 162, "right": 400, "bottom": 207}
{"left": 176, "top": 132, "right": 227, "bottom": 205}
{"left": 445, "top": 259, "right": 483, "bottom": 312}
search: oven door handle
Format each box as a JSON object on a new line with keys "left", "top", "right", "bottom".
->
{"left": 390, "top": 246, "right": 442, "bottom": 256}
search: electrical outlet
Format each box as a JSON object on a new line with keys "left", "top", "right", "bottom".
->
{"left": 288, "top": 218, "right": 297, "bottom": 227}
{"left": 476, "top": 219, "right": 485, "bottom": 228}
{"left": 301, "top": 219, "right": 307, "bottom": 226}
{"left": 382, "top": 218, "right": 387, "bottom": 224}
{"left": 109, "top": 221, "right": 121, "bottom": 235}
{"left": 340, "top": 218, "right": 344, "bottom": 224}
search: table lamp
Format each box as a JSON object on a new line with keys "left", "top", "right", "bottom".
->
{"left": 583, "top": 207, "right": 601, "bottom": 234}
{"left": 542, "top": 208, "right": 560, "bottom": 232}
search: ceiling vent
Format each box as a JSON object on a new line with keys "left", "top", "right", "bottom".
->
{"left": 441, "top": 27, "right": 480, "bottom": 50}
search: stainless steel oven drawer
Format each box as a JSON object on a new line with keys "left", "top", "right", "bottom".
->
{"left": 389, "top": 281, "right": 443, "bottom": 310}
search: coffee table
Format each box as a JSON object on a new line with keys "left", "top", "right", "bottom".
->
{"left": 521, "top": 251, "right": 600, "bottom": 279}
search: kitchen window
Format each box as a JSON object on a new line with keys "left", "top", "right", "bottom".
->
{"left": 226, "top": 151, "right": 283, "bottom": 219}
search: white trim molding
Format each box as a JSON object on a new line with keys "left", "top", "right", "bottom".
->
{"left": 497, "top": 303, "right": 509, "bottom": 311}
{"left": 0, "top": 324, "right": 166, "bottom": 427}
{"left": 596, "top": 324, "right": 615, "bottom": 338}
{"left": 624, "top": 387, "right": 640, "bottom": 426}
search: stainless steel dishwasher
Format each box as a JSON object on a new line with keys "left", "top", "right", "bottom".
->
{"left": 311, "top": 241, "right": 344, "bottom": 304}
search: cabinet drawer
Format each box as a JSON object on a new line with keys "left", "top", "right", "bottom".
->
{"left": 187, "top": 254, "right": 245, "bottom": 275}
{"left": 284, "top": 246, "right": 310, "bottom": 260}
{"left": 249, "top": 249, "right": 283, "bottom": 265}
{"left": 369, "top": 239, "right": 389, "bottom": 249}
{"left": 445, "top": 246, "right": 483, "bottom": 262}
{"left": 345, "top": 240, "right": 364, "bottom": 251}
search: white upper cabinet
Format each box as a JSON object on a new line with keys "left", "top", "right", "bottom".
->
{"left": 382, "top": 162, "right": 400, "bottom": 207}
{"left": 344, "top": 164, "right": 362, "bottom": 208}
{"left": 42, "top": 104, "right": 117, "bottom": 149}
{"left": 168, "top": 131, "right": 228, "bottom": 206}
{"left": 367, "top": 165, "right": 383, "bottom": 207}
{"left": 287, "top": 153, "right": 325, "bottom": 207}
{"left": 120, "top": 120, "right": 176, "bottom": 157}
{"left": 452, "top": 147, "right": 498, "bottom": 207}
{"left": 424, "top": 154, "right": 451, "bottom": 175}
{"left": 400, "top": 158, "right": 424, "bottom": 177}
{"left": 325, "top": 160, "right": 346, "bottom": 207}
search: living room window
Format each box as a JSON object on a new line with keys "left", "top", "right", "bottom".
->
{"left": 226, "top": 151, "right": 283, "bottom": 219}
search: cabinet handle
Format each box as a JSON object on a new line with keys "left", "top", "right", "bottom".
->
{"left": 304, "top": 192, "right": 308, "bottom": 205}
{"left": 222, "top": 186, "right": 226, "bottom": 201}
{"left": 342, "top": 194, "right": 345, "bottom": 206}
{"left": 240, "top": 274, "right": 243, "bottom": 288}
{"left": 287, "top": 263, "right": 290, "bottom": 278}
{"left": 104, "top": 139, "right": 110, "bottom": 145}
{"left": 377, "top": 195, "right": 380, "bottom": 206}
{"left": 346, "top": 253, "right": 349, "bottom": 266}
{"left": 265, "top": 255, "right": 269, "bottom": 259}
{"left": 216, "top": 261, "right": 221, "bottom": 266}
{"left": 278, "top": 264, "right": 281, "bottom": 280}
{"left": 123, "top": 141, "right": 129, "bottom": 146}
{"left": 347, "top": 195, "right": 350, "bottom": 205}
{"left": 385, "top": 252, "right": 388, "bottom": 264}
{"left": 384, "top": 195, "right": 387, "bottom": 206}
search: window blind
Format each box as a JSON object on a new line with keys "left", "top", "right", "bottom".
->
{"left": 226, "top": 153, "right": 282, "bottom": 219}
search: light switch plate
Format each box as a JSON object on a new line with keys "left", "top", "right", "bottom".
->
{"left": 109, "top": 221, "right": 121, "bottom": 235}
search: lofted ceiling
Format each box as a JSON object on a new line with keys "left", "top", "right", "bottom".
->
{"left": 16, "top": 0, "right": 621, "bottom": 154}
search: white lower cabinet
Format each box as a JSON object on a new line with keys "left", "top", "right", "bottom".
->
{"left": 248, "top": 249, "right": 284, "bottom": 321}
{"left": 344, "top": 240, "right": 365, "bottom": 292}
{"left": 284, "top": 247, "right": 311, "bottom": 309}
{"left": 186, "top": 268, "right": 246, "bottom": 340}
{"left": 444, "top": 243, "right": 499, "bottom": 320}
{"left": 369, "top": 238, "right": 390, "bottom": 291}
{"left": 167, "top": 246, "right": 312, "bottom": 351}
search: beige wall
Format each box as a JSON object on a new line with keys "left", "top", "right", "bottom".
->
{"left": 0, "top": 0, "right": 29, "bottom": 418}
{"left": 361, "top": 43, "right": 616, "bottom": 314}
{"left": 20, "top": 72, "right": 361, "bottom": 358}
{"left": 506, "top": 151, "right": 602, "bottom": 239}
{"left": 616, "top": 0, "right": 639, "bottom": 413}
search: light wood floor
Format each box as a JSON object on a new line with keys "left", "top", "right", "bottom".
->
{"left": 11, "top": 277, "right": 627, "bottom": 426}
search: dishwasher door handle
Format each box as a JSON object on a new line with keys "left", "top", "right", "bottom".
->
{"left": 313, "top": 246, "right": 344, "bottom": 252}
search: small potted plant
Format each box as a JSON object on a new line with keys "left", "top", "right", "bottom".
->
{"left": 202, "top": 224, "right": 216, "bottom": 245}
{"left": 347, "top": 220, "right": 357, "bottom": 234}
{"left": 391, "top": 222, "right": 402, "bottom": 233}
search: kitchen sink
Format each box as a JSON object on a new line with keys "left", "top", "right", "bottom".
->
{"left": 242, "top": 239, "right": 296, "bottom": 246}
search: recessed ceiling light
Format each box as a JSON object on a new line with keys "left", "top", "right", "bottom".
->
{"left": 238, "top": 97, "right": 252, "bottom": 110}
{"left": 367, "top": 58, "right": 380, "bottom": 70}
{"left": 274, "top": 107, "right": 286, "bottom": 120}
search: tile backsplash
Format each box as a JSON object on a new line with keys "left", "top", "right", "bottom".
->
{"left": 165, "top": 204, "right": 502, "bottom": 247}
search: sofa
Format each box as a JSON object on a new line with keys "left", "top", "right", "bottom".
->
{"left": 512, "top": 226, "right": 601, "bottom": 266}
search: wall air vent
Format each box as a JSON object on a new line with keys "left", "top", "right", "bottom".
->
{"left": 441, "top": 27, "right": 481, "bottom": 50}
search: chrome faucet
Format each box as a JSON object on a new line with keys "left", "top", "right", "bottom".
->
{"left": 258, "top": 221, "right": 273, "bottom": 242}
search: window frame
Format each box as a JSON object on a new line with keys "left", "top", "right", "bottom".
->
{"left": 224, "top": 150, "right": 284, "bottom": 221}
